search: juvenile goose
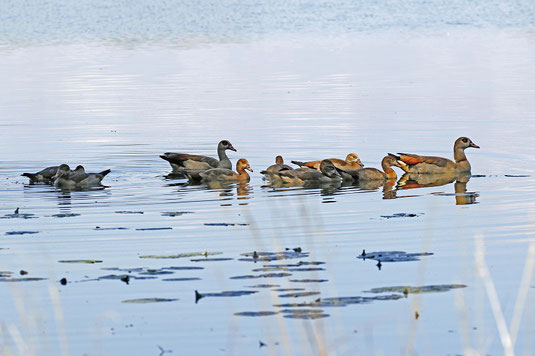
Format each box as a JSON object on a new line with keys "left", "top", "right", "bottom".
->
{"left": 389, "top": 137, "right": 479, "bottom": 175}
{"left": 22, "top": 166, "right": 59, "bottom": 183}
{"left": 343, "top": 156, "right": 402, "bottom": 182}
{"left": 292, "top": 153, "right": 363, "bottom": 171}
{"left": 198, "top": 158, "right": 252, "bottom": 183}
{"left": 53, "top": 164, "right": 111, "bottom": 188}
{"left": 260, "top": 155, "right": 293, "bottom": 174}
{"left": 160, "top": 140, "right": 236, "bottom": 174}
{"left": 271, "top": 159, "right": 342, "bottom": 185}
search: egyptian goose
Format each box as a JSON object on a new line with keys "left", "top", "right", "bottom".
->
{"left": 269, "top": 159, "right": 342, "bottom": 185}
{"left": 53, "top": 164, "right": 111, "bottom": 188}
{"left": 160, "top": 140, "right": 236, "bottom": 174}
{"left": 198, "top": 158, "right": 252, "bottom": 182}
{"left": 344, "top": 155, "right": 402, "bottom": 182}
{"left": 260, "top": 155, "right": 293, "bottom": 174}
{"left": 22, "top": 166, "right": 60, "bottom": 183}
{"left": 390, "top": 137, "right": 479, "bottom": 175}
{"left": 292, "top": 153, "right": 363, "bottom": 171}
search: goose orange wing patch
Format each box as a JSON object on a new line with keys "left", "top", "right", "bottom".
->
{"left": 397, "top": 153, "right": 422, "bottom": 165}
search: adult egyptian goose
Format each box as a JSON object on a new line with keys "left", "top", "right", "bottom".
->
{"left": 291, "top": 153, "right": 363, "bottom": 171}
{"left": 160, "top": 140, "right": 236, "bottom": 174}
{"left": 390, "top": 137, "right": 479, "bottom": 175}
{"left": 270, "top": 159, "right": 342, "bottom": 185}
{"left": 198, "top": 158, "right": 252, "bottom": 183}
{"left": 53, "top": 164, "right": 111, "bottom": 188}
{"left": 344, "top": 155, "right": 402, "bottom": 182}
{"left": 260, "top": 155, "right": 293, "bottom": 174}
{"left": 22, "top": 166, "right": 60, "bottom": 183}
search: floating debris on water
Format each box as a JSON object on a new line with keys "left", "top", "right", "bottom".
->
{"left": 135, "top": 227, "right": 173, "bottom": 231}
{"left": 357, "top": 251, "right": 433, "bottom": 262}
{"left": 138, "top": 270, "right": 175, "bottom": 276}
{"left": 234, "top": 311, "right": 278, "bottom": 317}
{"left": 5, "top": 231, "right": 39, "bottom": 235}
{"left": 50, "top": 213, "right": 81, "bottom": 218}
{"left": 95, "top": 274, "right": 158, "bottom": 281}
{"left": 265, "top": 261, "right": 325, "bottom": 268}
{"left": 190, "top": 258, "right": 234, "bottom": 262}
{"left": 162, "top": 277, "right": 201, "bottom": 282}
{"left": 95, "top": 227, "right": 129, "bottom": 230}
{"left": 379, "top": 213, "right": 424, "bottom": 219}
{"left": 273, "top": 288, "right": 305, "bottom": 292}
{"left": 290, "top": 279, "right": 329, "bottom": 283}
{"left": 230, "top": 273, "right": 292, "bottom": 280}
{"left": 278, "top": 291, "right": 321, "bottom": 298}
{"left": 195, "top": 289, "right": 258, "bottom": 303}
{"left": 0, "top": 277, "right": 47, "bottom": 282}
{"left": 161, "top": 211, "right": 194, "bottom": 217}
{"left": 139, "top": 252, "right": 222, "bottom": 259}
{"left": 365, "top": 284, "right": 467, "bottom": 294}
{"left": 287, "top": 267, "right": 325, "bottom": 272}
{"left": 115, "top": 211, "right": 144, "bottom": 214}
{"left": 0, "top": 271, "right": 13, "bottom": 278}
{"left": 1, "top": 208, "right": 37, "bottom": 219}
{"left": 247, "top": 284, "right": 280, "bottom": 288}
{"left": 19, "top": 270, "right": 28, "bottom": 275}
{"left": 60, "top": 278, "right": 67, "bottom": 285}
{"left": 239, "top": 250, "right": 309, "bottom": 262}
{"left": 122, "top": 298, "right": 178, "bottom": 304}
{"left": 58, "top": 260, "right": 103, "bottom": 264}
{"left": 164, "top": 266, "right": 204, "bottom": 271}
{"left": 274, "top": 294, "right": 403, "bottom": 308}
{"left": 280, "top": 309, "right": 329, "bottom": 319}
{"left": 204, "top": 223, "right": 250, "bottom": 227}
{"left": 504, "top": 174, "right": 530, "bottom": 177}
{"left": 252, "top": 267, "right": 289, "bottom": 272}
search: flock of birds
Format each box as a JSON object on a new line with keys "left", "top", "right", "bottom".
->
{"left": 21, "top": 137, "right": 479, "bottom": 190}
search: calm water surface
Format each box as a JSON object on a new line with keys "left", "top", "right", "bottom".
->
{"left": 1, "top": 1, "right": 535, "bottom": 355}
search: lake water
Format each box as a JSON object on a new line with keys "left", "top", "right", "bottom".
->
{"left": 1, "top": 1, "right": 535, "bottom": 355}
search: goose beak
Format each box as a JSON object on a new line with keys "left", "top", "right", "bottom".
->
{"left": 470, "top": 142, "right": 480, "bottom": 149}
{"left": 248, "top": 166, "right": 253, "bottom": 172}
{"left": 229, "top": 144, "right": 237, "bottom": 152}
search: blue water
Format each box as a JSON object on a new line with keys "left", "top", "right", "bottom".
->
{"left": 1, "top": 0, "right": 534, "bottom": 45}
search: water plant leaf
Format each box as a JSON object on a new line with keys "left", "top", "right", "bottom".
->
{"left": 0, "top": 277, "right": 47, "bottom": 282}
{"left": 234, "top": 311, "right": 278, "bottom": 317}
{"left": 139, "top": 252, "right": 222, "bottom": 259}
{"left": 5, "top": 231, "right": 39, "bottom": 235}
{"left": 365, "top": 284, "right": 467, "bottom": 294}
{"left": 122, "top": 298, "right": 178, "bottom": 303}
{"left": 230, "top": 273, "right": 292, "bottom": 280}
{"left": 357, "top": 251, "right": 433, "bottom": 262}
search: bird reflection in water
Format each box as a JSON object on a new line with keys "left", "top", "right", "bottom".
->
{"left": 397, "top": 173, "right": 478, "bottom": 205}
{"left": 202, "top": 181, "right": 252, "bottom": 205}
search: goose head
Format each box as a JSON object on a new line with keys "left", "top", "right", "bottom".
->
{"left": 346, "top": 153, "right": 363, "bottom": 167}
{"left": 275, "top": 155, "right": 284, "bottom": 165}
{"left": 319, "top": 160, "right": 340, "bottom": 178}
{"left": 53, "top": 164, "right": 71, "bottom": 179}
{"left": 219, "top": 140, "right": 237, "bottom": 152}
{"left": 455, "top": 137, "right": 479, "bottom": 150}
{"left": 236, "top": 158, "right": 253, "bottom": 173}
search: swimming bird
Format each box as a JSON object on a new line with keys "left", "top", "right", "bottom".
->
{"left": 198, "top": 158, "right": 252, "bottom": 182}
{"left": 22, "top": 166, "right": 59, "bottom": 183}
{"left": 160, "top": 140, "right": 236, "bottom": 175}
{"left": 268, "top": 159, "right": 342, "bottom": 185}
{"left": 291, "top": 153, "right": 363, "bottom": 171}
{"left": 389, "top": 137, "right": 479, "bottom": 175}
{"left": 260, "top": 155, "right": 293, "bottom": 174}
{"left": 343, "top": 156, "right": 403, "bottom": 182}
{"left": 53, "top": 164, "right": 111, "bottom": 188}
